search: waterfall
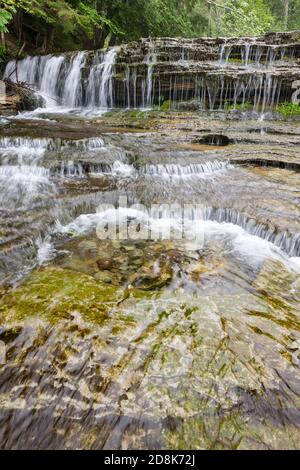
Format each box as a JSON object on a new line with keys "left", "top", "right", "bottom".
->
{"left": 144, "top": 47, "right": 157, "bottom": 107}
{"left": 39, "top": 56, "right": 65, "bottom": 105}
{"left": 3, "top": 36, "right": 297, "bottom": 112}
{"left": 4, "top": 48, "right": 117, "bottom": 110}
{"left": 140, "top": 161, "right": 230, "bottom": 178}
{"left": 219, "top": 40, "right": 232, "bottom": 64}
{"left": 98, "top": 48, "right": 117, "bottom": 108}
{"left": 219, "top": 42, "right": 295, "bottom": 67}
{"left": 63, "top": 52, "right": 86, "bottom": 107}
{"left": 0, "top": 164, "right": 54, "bottom": 210}
{"left": 85, "top": 48, "right": 117, "bottom": 108}
{"left": 0, "top": 136, "right": 105, "bottom": 155}
{"left": 4, "top": 55, "right": 41, "bottom": 85}
{"left": 202, "top": 207, "right": 300, "bottom": 257}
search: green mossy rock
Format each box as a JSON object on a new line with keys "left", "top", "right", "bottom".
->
{"left": 0, "top": 266, "right": 123, "bottom": 324}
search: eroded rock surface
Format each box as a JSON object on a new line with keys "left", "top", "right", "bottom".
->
{"left": 1, "top": 31, "right": 300, "bottom": 450}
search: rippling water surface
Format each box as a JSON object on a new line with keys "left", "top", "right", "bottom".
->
{"left": 0, "top": 106, "right": 299, "bottom": 449}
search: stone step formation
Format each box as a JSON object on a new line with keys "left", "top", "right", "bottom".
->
{"left": 4, "top": 31, "right": 300, "bottom": 111}
{"left": 1, "top": 32, "right": 300, "bottom": 451}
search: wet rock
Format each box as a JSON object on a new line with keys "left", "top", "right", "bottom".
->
{"left": 187, "top": 256, "right": 225, "bottom": 283}
{"left": 94, "top": 271, "right": 113, "bottom": 284}
{"left": 129, "top": 262, "right": 173, "bottom": 290}
{"left": 0, "top": 266, "right": 123, "bottom": 324}
{"left": 96, "top": 258, "right": 114, "bottom": 271}
{"left": 195, "top": 134, "right": 232, "bottom": 146}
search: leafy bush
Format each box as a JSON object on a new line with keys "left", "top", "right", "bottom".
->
{"left": 160, "top": 100, "right": 171, "bottom": 111}
{"left": 225, "top": 101, "right": 253, "bottom": 111}
{"left": 277, "top": 102, "right": 300, "bottom": 116}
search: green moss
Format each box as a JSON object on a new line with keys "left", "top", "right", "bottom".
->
{"left": 277, "top": 102, "right": 300, "bottom": 116}
{"left": 113, "top": 72, "right": 125, "bottom": 81}
{"left": 160, "top": 99, "right": 171, "bottom": 111}
{"left": 227, "top": 57, "right": 243, "bottom": 63}
{"left": 225, "top": 100, "right": 253, "bottom": 111}
{"left": 0, "top": 266, "right": 124, "bottom": 325}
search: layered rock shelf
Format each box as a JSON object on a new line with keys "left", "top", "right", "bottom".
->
{"left": 3, "top": 31, "right": 300, "bottom": 111}
{"left": 1, "top": 31, "right": 300, "bottom": 451}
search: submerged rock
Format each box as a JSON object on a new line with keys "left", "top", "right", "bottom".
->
{"left": 0, "top": 266, "right": 123, "bottom": 324}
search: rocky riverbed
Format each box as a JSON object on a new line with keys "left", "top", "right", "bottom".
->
{"left": 0, "top": 32, "right": 300, "bottom": 449}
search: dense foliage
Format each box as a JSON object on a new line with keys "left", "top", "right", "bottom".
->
{"left": 0, "top": 0, "right": 300, "bottom": 54}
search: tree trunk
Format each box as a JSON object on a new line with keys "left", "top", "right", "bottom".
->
{"left": 0, "top": 32, "right": 5, "bottom": 48}
{"left": 208, "top": 4, "right": 212, "bottom": 35}
{"left": 48, "top": 26, "right": 54, "bottom": 52}
{"left": 13, "top": 9, "right": 23, "bottom": 42}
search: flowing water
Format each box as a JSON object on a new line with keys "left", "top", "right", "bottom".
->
{"left": 0, "top": 34, "right": 300, "bottom": 450}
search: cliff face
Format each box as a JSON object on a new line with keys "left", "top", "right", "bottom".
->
{"left": 3, "top": 31, "right": 300, "bottom": 111}
{"left": 113, "top": 32, "right": 300, "bottom": 109}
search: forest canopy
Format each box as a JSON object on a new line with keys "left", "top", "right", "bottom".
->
{"left": 0, "top": 0, "right": 300, "bottom": 54}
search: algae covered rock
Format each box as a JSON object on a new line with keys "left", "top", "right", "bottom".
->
{"left": 0, "top": 266, "right": 124, "bottom": 324}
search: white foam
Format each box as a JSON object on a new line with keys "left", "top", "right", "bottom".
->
{"left": 141, "top": 161, "right": 231, "bottom": 179}
{"left": 111, "top": 161, "right": 135, "bottom": 176}
{"left": 0, "top": 164, "right": 55, "bottom": 208}
{"left": 54, "top": 207, "right": 300, "bottom": 272}
{"left": 36, "top": 237, "right": 56, "bottom": 265}
{"left": 12, "top": 106, "right": 109, "bottom": 120}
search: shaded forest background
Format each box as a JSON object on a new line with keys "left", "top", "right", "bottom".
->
{"left": 0, "top": 0, "right": 300, "bottom": 59}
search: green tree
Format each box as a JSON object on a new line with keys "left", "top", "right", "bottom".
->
{"left": 204, "top": 0, "right": 276, "bottom": 36}
{"left": 1, "top": 0, "right": 299, "bottom": 56}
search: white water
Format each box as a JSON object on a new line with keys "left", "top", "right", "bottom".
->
{"left": 0, "top": 136, "right": 105, "bottom": 155}
{"left": 54, "top": 206, "right": 300, "bottom": 272}
{"left": 63, "top": 52, "right": 86, "bottom": 107}
{"left": 4, "top": 48, "right": 117, "bottom": 111}
{"left": 98, "top": 49, "right": 117, "bottom": 108}
{"left": 0, "top": 134, "right": 111, "bottom": 209}
{"left": 140, "top": 161, "right": 231, "bottom": 178}
{"left": 85, "top": 49, "right": 117, "bottom": 108}
{"left": 144, "top": 48, "right": 157, "bottom": 108}
{"left": 0, "top": 137, "right": 54, "bottom": 161}
{"left": 36, "top": 236, "right": 56, "bottom": 265}
{"left": 3, "top": 38, "right": 293, "bottom": 112}
{"left": 0, "top": 164, "right": 55, "bottom": 209}
{"left": 39, "top": 56, "right": 65, "bottom": 106}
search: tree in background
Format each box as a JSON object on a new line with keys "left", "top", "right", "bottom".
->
{"left": 204, "top": 0, "right": 276, "bottom": 35}
{"left": 269, "top": 0, "right": 300, "bottom": 30}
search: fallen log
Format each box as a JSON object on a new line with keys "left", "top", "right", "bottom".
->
{"left": 3, "top": 77, "right": 35, "bottom": 99}
{"left": 1, "top": 78, "right": 43, "bottom": 114}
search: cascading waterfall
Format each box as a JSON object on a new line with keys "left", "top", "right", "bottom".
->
{"left": 144, "top": 48, "right": 157, "bottom": 108}
{"left": 3, "top": 35, "right": 299, "bottom": 112}
{"left": 62, "top": 52, "right": 86, "bottom": 107}
{"left": 140, "top": 160, "right": 230, "bottom": 178}
{"left": 39, "top": 56, "right": 65, "bottom": 105}
{"left": 4, "top": 48, "right": 117, "bottom": 109}
{"left": 98, "top": 49, "right": 117, "bottom": 108}
{"left": 4, "top": 55, "right": 41, "bottom": 85}
{"left": 1, "top": 32, "right": 300, "bottom": 451}
{"left": 85, "top": 48, "right": 117, "bottom": 108}
{"left": 0, "top": 164, "right": 55, "bottom": 209}
{"left": 219, "top": 42, "right": 295, "bottom": 66}
{"left": 202, "top": 207, "right": 300, "bottom": 257}
{"left": 0, "top": 136, "right": 105, "bottom": 154}
{"left": 0, "top": 135, "right": 109, "bottom": 208}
